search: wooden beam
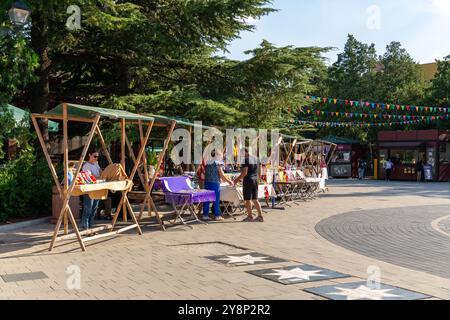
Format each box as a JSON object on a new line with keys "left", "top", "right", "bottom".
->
{"left": 56, "top": 224, "right": 113, "bottom": 241}
{"left": 31, "top": 115, "right": 62, "bottom": 196}
{"left": 138, "top": 120, "right": 176, "bottom": 230}
{"left": 129, "top": 121, "right": 154, "bottom": 181}
{"left": 49, "top": 114, "right": 101, "bottom": 252}
{"left": 63, "top": 103, "right": 69, "bottom": 235}
{"left": 121, "top": 118, "right": 127, "bottom": 222}
{"left": 125, "top": 136, "right": 147, "bottom": 187}
{"left": 95, "top": 126, "right": 113, "bottom": 164}
{"left": 149, "top": 121, "right": 176, "bottom": 192}
{"left": 32, "top": 113, "right": 95, "bottom": 123}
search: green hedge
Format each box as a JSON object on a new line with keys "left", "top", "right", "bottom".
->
{"left": 0, "top": 147, "right": 53, "bottom": 222}
{"left": 0, "top": 108, "right": 53, "bottom": 222}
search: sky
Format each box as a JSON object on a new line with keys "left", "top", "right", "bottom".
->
{"left": 224, "top": 0, "right": 450, "bottom": 64}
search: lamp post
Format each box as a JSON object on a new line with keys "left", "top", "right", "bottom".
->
{"left": 8, "top": 1, "right": 31, "bottom": 27}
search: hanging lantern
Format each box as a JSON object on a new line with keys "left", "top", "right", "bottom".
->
{"left": 8, "top": 1, "right": 31, "bottom": 26}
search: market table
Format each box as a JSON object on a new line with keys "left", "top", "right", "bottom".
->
{"left": 220, "top": 183, "right": 276, "bottom": 217}
{"left": 158, "top": 176, "right": 216, "bottom": 227}
{"left": 71, "top": 180, "right": 133, "bottom": 200}
{"left": 303, "top": 177, "right": 322, "bottom": 198}
{"left": 274, "top": 180, "right": 307, "bottom": 205}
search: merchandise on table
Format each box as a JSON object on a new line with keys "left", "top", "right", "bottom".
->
{"left": 75, "top": 171, "right": 98, "bottom": 185}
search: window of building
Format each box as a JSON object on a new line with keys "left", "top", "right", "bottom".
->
{"left": 390, "top": 149, "right": 418, "bottom": 165}
{"left": 332, "top": 151, "right": 351, "bottom": 163}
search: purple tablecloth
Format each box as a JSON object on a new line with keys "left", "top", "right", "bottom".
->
{"left": 165, "top": 189, "right": 216, "bottom": 205}
{"left": 157, "top": 176, "right": 216, "bottom": 205}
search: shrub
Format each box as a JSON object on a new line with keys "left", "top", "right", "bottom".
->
{"left": 0, "top": 110, "right": 53, "bottom": 222}
{"left": 0, "top": 146, "right": 53, "bottom": 222}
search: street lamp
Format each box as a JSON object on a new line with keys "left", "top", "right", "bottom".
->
{"left": 8, "top": 1, "right": 31, "bottom": 27}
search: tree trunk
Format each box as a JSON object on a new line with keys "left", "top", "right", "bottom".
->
{"left": 30, "top": 10, "right": 51, "bottom": 142}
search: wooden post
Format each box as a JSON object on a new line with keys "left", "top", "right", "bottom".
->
{"left": 150, "top": 121, "right": 176, "bottom": 192}
{"left": 139, "top": 120, "right": 150, "bottom": 193}
{"left": 125, "top": 136, "right": 147, "bottom": 188}
{"left": 138, "top": 121, "right": 176, "bottom": 229}
{"left": 63, "top": 104, "right": 69, "bottom": 235}
{"left": 95, "top": 126, "right": 113, "bottom": 164}
{"left": 31, "top": 115, "right": 62, "bottom": 195}
{"left": 328, "top": 144, "right": 337, "bottom": 166}
{"left": 121, "top": 118, "right": 127, "bottom": 222}
{"left": 138, "top": 120, "right": 154, "bottom": 222}
{"left": 49, "top": 114, "right": 100, "bottom": 252}
{"left": 287, "top": 139, "right": 297, "bottom": 166}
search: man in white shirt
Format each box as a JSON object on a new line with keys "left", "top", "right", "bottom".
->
{"left": 385, "top": 159, "right": 394, "bottom": 181}
{"left": 81, "top": 150, "right": 102, "bottom": 230}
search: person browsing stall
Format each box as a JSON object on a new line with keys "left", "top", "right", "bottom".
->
{"left": 233, "top": 148, "right": 264, "bottom": 222}
{"left": 200, "top": 150, "right": 233, "bottom": 221}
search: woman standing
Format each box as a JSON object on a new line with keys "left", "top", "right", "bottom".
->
{"left": 81, "top": 149, "right": 102, "bottom": 230}
{"left": 199, "top": 151, "right": 233, "bottom": 221}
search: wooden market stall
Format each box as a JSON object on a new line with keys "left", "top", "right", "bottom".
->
{"left": 322, "top": 136, "right": 360, "bottom": 178}
{"left": 32, "top": 103, "right": 155, "bottom": 252}
{"left": 133, "top": 115, "right": 222, "bottom": 228}
{"left": 377, "top": 130, "right": 446, "bottom": 181}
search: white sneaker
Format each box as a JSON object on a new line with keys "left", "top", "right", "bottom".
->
{"left": 202, "top": 216, "right": 212, "bottom": 221}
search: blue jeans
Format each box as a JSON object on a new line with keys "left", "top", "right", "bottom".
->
{"left": 203, "top": 182, "right": 221, "bottom": 217}
{"left": 82, "top": 195, "right": 99, "bottom": 229}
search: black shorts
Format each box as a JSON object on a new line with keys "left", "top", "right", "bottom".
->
{"left": 243, "top": 180, "right": 258, "bottom": 201}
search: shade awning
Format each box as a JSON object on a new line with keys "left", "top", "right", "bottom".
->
{"left": 321, "top": 136, "right": 359, "bottom": 145}
{"left": 45, "top": 103, "right": 154, "bottom": 122}
{"left": 1, "top": 104, "right": 59, "bottom": 132}
{"left": 148, "top": 114, "right": 217, "bottom": 130}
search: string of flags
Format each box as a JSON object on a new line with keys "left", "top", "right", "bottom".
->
{"left": 301, "top": 108, "right": 446, "bottom": 122}
{"left": 305, "top": 95, "right": 448, "bottom": 115}
{"left": 291, "top": 119, "right": 422, "bottom": 128}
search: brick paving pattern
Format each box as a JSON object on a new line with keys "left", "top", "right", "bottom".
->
{"left": 0, "top": 180, "right": 449, "bottom": 299}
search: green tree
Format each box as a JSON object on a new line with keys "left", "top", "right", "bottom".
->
{"left": 233, "top": 41, "right": 329, "bottom": 129}
{"left": 429, "top": 55, "right": 450, "bottom": 106}
{"left": 327, "top": 34, "right": 377, "bottom": 100}
{"left": 0, "top": 0, "right": 274, "bottom": 113}
{"left": 374, "top": 41, "right": 426, "bottom": 104}
{"left": 0, "top": 29, "right": 38, "bottom": 104}
{"left": 310, "top": 37, "right": 433, "bottom": 143}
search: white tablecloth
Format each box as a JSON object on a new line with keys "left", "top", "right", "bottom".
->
{"left": 220, "top": 184, "right": 276, "bottom": 205}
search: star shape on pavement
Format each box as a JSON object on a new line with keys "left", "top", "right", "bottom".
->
{"left": 219, "top": 255, "right": 271, "bottom": 265}
{"left": 264, "top": 267, "right": 328, "bottom": 282}
{"left": 328, "top": 285, "right": 402, "bottom": 300}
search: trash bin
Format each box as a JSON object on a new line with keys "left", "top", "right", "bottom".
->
{"left": 423, "top": 165, "right": 433, "bottom": 181}
{"left": 51, "top": 186, "right": 80, "bottom": 224}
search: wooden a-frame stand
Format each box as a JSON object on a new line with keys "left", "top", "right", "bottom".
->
{"left": 32, "top": 103, "right": 154, "bottom": 252}
{"left": 137, "top": 120, "right": 177, "bottom": 230}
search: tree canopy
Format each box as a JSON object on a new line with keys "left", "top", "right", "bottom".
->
{"left": 0, "top": 4, "right": 449, "bottom": 140}
{"left": 305, "top": 34, "right": 443, "bottom": 143}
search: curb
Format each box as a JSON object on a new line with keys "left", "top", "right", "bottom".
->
{"left": 0, "top": 217, "right": 50, "bottom": 233}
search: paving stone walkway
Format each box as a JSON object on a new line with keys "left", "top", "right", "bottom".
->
{"left": 0, "top": 180, "right": 449, "bottom": 300}
{"left": 316, "top": 205, "right": 450, "bottom": 279}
